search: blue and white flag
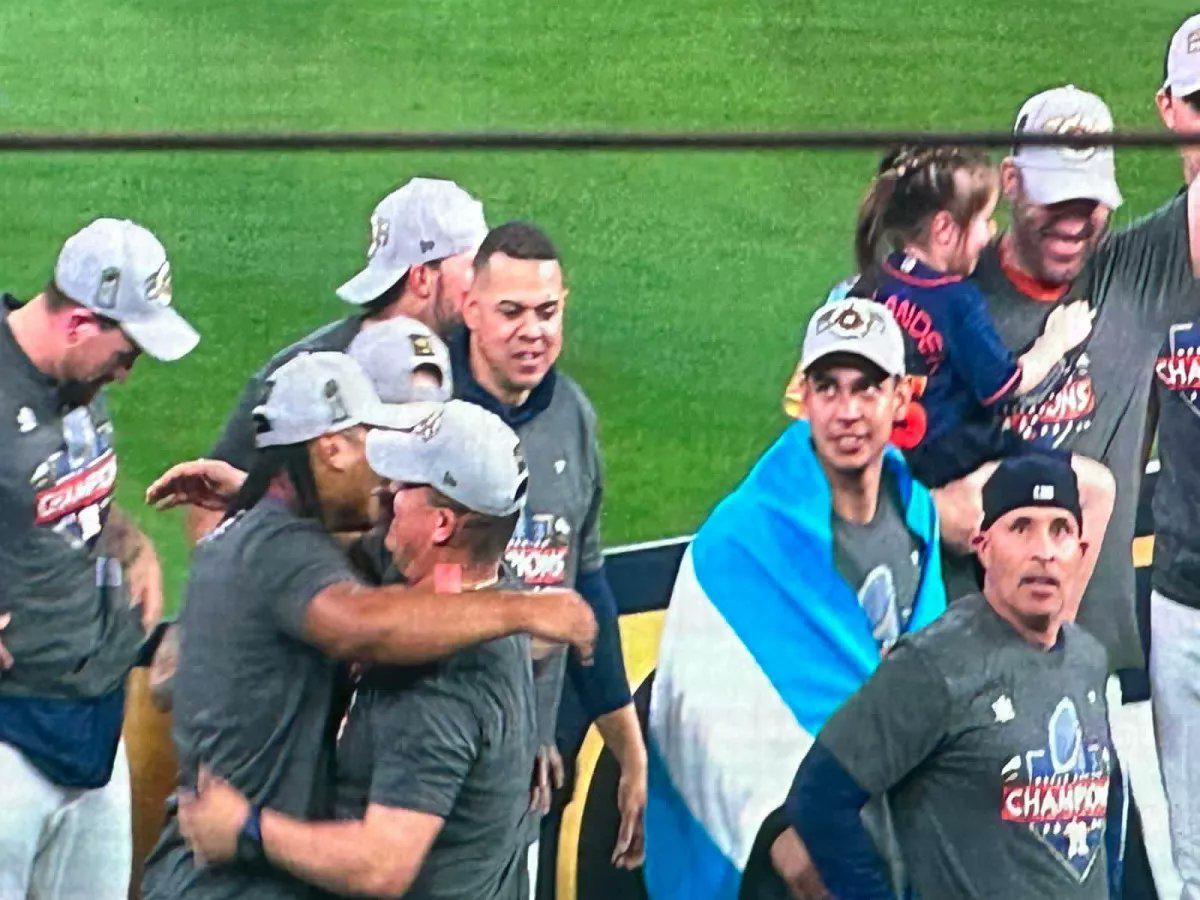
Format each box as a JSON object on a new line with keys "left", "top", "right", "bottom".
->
{"left": 645, "top": 420, "right": 946, "bottom": 899}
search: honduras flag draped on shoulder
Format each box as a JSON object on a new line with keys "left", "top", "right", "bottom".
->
{"left": 645, "top": 420, "right": 946, "bottom": 899}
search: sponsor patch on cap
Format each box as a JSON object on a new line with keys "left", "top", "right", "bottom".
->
{"left": 1033, "top": 484, "right": 1055, "bottom": 500}
{"left": 410, "top": 334, "right": 435, "bottom": 357}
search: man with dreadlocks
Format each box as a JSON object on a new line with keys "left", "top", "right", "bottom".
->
{"left": 142, "top": 352, "right": 596, "bottom": 900}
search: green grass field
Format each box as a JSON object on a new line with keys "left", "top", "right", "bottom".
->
{"left": 0, "top": 0, "right": 1190, "bottom": 608}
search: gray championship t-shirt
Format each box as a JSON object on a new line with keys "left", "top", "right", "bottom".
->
{"left": 832, "top": 472, "right": 921, "bottom": 654}
{"left": 210, "top": 315, "right": 364, "bottom": 471}
{"left": 334, "top": 633, "right": 538, "bottom": 899}
{"left": 1152, "top": 312, "right": 1200, "bottom": 608}
{"left": 0, "top": 308, "right": 142, "bottom": 700}
{"left": 142, "top": 499, "right": 359, "bottom": 900}
{"left": 960, "top": 196, "right": 1196, "bottom": 670}
{"left": 820, "top": 593, "right": 1113, "bottom": 899}
{"left": 486, "top": 373, "right": 605, "bottom": 745}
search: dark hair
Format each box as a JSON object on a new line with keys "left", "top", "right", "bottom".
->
{"left": 854, "top": 145, "right": 997, "bottom": 273}
{"left": 473, "top": 221, "right": 559, "bottom": 271}
{"left": 43, "top": 279, "right": 122, "bottom": 330}
{"left": 223, "top": 442, "right": 323, "bottom": 521}
{"left": 428, "top": 487, "right": 520, "bottom": 566}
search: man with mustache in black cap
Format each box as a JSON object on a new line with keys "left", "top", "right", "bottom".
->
{"left": 763, "top": 454, "right": 1123, "bottom": 899}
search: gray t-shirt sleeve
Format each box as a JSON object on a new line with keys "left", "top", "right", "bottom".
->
{"left": 209, "top": 372, "right": 266, "bottom": 471}
{"left": 818, "top": 641, "right": 952, "bottom": 795}
{"left": 1092, "top": 193, "right": 1194, "bottom": 331}
{"left": 578, "top": 405, "right": 605, "bottom": 575}
{"left": 367, "top": 683, "right": 482, "bottom": 818}
{"left": 243, "top": 517, "right": 359, "bottom": 642}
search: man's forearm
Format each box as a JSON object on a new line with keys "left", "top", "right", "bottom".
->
{"left": 261, "top": 811, "right": 409, "bottom": 898}
{"left": 100, "top": 506, "right": 151, "bottom": 566}
{"left": 931, "top": 461, "right": 998, "bottom": 553}
{"left": 595, "top": 703, "right": 647, "bottom": 776}
{"left": 306, "top": 584, "right": 533, "bottom": 665}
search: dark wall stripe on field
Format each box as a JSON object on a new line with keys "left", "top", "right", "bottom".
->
{"left": 1, "top": 130, "right": 1200, "bottom": 152}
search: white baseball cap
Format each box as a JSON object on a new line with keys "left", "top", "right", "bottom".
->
{"left": 799, "top": 297, "right": 905, "bottom": 378}
{"left": 1012, "top": 85, "right": 1123, "bottom": 210}
{"left": 336, "top": 178, "right": 487, "bottom": 306}
{"left": 54, "top": 218, "right": 200, "bottom": 362}
{"left": 347, "top": 317, "right": 452, "bottom": 404}
{"left": 1164, "top": 14, "right": 1200, "bottom": 98}
{"left": 252, "top": 351, "right": 423, "bottom": 448}
{"left": 365, "top": 400, "right": 528, "bottom": 517}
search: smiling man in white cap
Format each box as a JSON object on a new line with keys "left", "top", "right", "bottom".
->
{"left": 914, "top": 82, "right": 1200, "bottom": 896}
{"left": 143, "top": 358, "right": 595, "bottom": 900}
{"left": 193, "top": 177, "right": 486, "bottom": 543}
{"left": 0, "top": 218, "right": 198, "bottom": 899}
{"left": 174, "top": 401, "right": 543, "bottom": 899}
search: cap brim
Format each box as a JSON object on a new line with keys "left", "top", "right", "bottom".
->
{"left": 336, "top": 261, "right": 410, "bottom": 306}
{"left": 1168, "top": 75, "right": 1200, "bottom": 100}
{"left": 121, "top": 307, "right": 200, "bottom": 362}
{"left": 799, "top": 340, "right": 903, "bottom": 378}
{"left": 1018, "top": 164, "right": 1123, "bottom": 210}
{"left": 357, "top": 399, "right": 432, "bottom": 434}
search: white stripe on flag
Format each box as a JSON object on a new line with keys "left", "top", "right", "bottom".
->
{"left": 649, "top": 546, "right": 815, "bottom": 871}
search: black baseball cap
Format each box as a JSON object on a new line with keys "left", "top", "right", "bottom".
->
{"left": 981, "top": 454, "right": 1082, "bottom": 533}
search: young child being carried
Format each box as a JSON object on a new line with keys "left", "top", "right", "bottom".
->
{"left": 852, "top": 144, "right": 1114, "bottom": 563}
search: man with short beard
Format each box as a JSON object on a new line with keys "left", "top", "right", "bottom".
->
{"left": 928, "top": 83, "right": 1200, "bottom": 896}
{"left": 0, "top": 218, "right": 199, "bottom": 899}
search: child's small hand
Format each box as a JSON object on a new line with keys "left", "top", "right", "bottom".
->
{"left": 1044, "top": 300, "right": 1093, "bottom": 355}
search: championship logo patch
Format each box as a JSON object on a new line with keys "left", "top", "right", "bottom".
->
{"left": 29, "top": 406, "right": 116, "bottom": 550}
{"left": 1156, "top": 322, "right": 1200, "bottom": 418}
{"left": 403, "top": 408, "right": 444, "bottom": 442}
{"left": 1004, "top": 352, "right": 1095, "bottom": 447}
{"left": 999, "top": 697, "right": 1110, "bottom": 882}
{"left": 505, "top": 511, "right": 571, "bottom": 587}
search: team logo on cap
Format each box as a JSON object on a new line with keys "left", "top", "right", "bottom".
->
{"left": 367, "top": 216, "right": 390, "bottom": 260}
{"left": 814, "top": 303, "right": 882, "bottom": 340}
{"left": 144, "top": 261, "right": 172, "bottom": 309}
{"left": 1189, "top": 29, "right": 1200, "bottom": 54}
{"left": 403, "top": 408, "right": 443, "bottom": 443}
{"left": 409, "top": 334, "right": 435, "bottom": 357}
{"left": 1037, "top": 114, "right": 1107, "bottom": 162}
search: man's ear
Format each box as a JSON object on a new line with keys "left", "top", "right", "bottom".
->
{"left": 1156, "top": 89, "right": 1174, "bottom": 130}
{"left": 999, "top": 158, "right": 1021, "bottom": 203}
{"left": 408, "top": 263, "right": 436, "bottom": 299}
{"left": 461, "top": 289, "right": 482, "bottom": 331}
{"left": 62, "top": 308, "right": 103, "bottom": 348}
{"left": 970, "top": 530, "right": 988, "bottom": 557}
{"left": 431, "top": 507, "right": 456, "bottom": 547}
{"left": 783, "top": 363, "right": 807, "bottom": 419}
{"left": 311, "top": 430, "right": 360, "bottom": 473}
